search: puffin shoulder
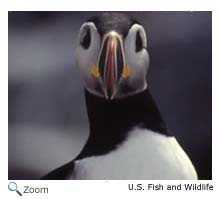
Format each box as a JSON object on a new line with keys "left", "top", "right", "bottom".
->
{"left": 42, "top": 161, "right": 75, "bottom": 180}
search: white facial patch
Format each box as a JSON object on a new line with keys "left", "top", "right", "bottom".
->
{"left": 76, "top": 22, "right": 103, "bottom": 97}
{"left": 116, "top": 24, "right": 150, "bottom": 99}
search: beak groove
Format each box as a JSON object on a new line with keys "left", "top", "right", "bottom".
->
{"left": 97, "top": 32, "right": 126, "bottom": 100}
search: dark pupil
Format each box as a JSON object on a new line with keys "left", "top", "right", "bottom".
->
{"left": 135, "top": 31, "right": 143, "bottom": 52}
{"left": 81, "top": 28, "right": 91, "bottom": 49}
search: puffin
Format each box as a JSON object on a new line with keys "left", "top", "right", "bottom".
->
{"left": 42, "top": 13, "right": 198, "bottom": 180}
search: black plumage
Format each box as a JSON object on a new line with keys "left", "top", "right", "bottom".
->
{"left": 42, "top": 88, "right": 170, "bottom": 180}
{"left": 88, "top": 13, "right": 139, "bottom": 38}
{"left": 76, "top": 89, "right": 171, "bottom": 159}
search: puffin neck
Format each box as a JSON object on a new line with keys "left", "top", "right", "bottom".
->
{"left": 75, "top": 89, "right": 170, "bottom": 160}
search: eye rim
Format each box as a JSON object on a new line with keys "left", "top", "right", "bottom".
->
{"left": 80, "top": 26, "right": 91, "bottom": 49}
{"left": 135, "top": 30, "right": 143, "bottom": 52}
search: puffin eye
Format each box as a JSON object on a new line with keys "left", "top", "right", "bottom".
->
{"left": 80, "top": 27, "right": 91, "bottom": 49}
{"left": 135, "top": 31, "right": 143, "bottom": 52}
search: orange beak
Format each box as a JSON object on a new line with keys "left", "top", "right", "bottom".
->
{"left": 97, "top": 32, "right": 127, "bottom": 100}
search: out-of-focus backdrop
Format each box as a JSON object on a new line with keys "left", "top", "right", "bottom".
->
{"left": 8, "top": 11, "right": 212, "bottom": 180}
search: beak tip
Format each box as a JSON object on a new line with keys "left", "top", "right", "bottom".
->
{"left": 104, "top": 89, "right": 115, "bottom": 101}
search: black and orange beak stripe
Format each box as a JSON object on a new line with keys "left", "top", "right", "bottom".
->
{"left": 97, "top": 32, "right": 125, "bottom": 100}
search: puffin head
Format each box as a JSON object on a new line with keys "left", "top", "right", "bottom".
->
{"left": 76, "top": 13, "right": 149, "bottom": 100}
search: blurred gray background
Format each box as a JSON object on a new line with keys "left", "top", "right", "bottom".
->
{"left": 8, "top": 11, "right": 212, "bottom": 180}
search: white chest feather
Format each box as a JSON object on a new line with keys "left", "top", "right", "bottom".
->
{"left": 71, "top": 128, "right": 197, "bottom": 180}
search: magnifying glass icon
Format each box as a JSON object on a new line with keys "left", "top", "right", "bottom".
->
{"left": 8, "top": 182, "right": 22, "bottom": 196}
